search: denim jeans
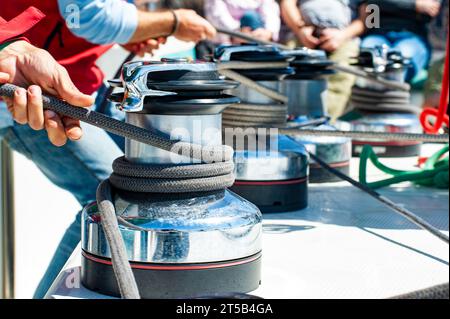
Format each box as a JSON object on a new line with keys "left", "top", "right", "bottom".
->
{"left": 0, "top": 92, "right": 123, "bottom": 298}
{"left": 361, "top": 31, "right": 431, "bottom": 83}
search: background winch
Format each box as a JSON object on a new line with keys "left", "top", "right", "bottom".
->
{"left": 81, "top": 59, "right": 262, "bottom": 298}
{"left": 282, "top": 48, "right": 352, "bottom": 183}
{"left": 340, "top": 46, "right": 423, "bottom": 157}
{"left": 216, "top": 45, "right": 309, "bottom": 213}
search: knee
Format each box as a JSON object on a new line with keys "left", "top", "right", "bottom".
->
{"left": 240, "top": 11, "right": 264, "bottom": 30}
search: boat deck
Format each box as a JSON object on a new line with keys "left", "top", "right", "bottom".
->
{"left": 46, "top": 144, "right": 449, "bottom": 299}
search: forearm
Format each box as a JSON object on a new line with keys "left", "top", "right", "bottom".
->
{"left": 280, "top": 0, "right": 305, "bottom": 33}
{"left": 342, "top": 5, "right": 368, "bottom": 40}
{"left": 128, "top": 10, "right": 175, "bottom": 43}
{"left": 342, "top": 20, "right": 365, "bottom": 40}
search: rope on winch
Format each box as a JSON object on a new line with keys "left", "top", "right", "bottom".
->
{"left": 218, "top": 67, "right": 289, "bottom": 130}
{"left": 219, "top": 69, "right": 288, "bottom": 104}
{"left": 350, "top": 86, "right": 420, "bottom": 114}
{"left": 223, "top": 103, "right": 288, "bottom": 128}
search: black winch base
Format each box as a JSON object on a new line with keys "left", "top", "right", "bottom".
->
{"left": 309, "top": 164, "right": 350, "bottom": 183}
{"left": 82, "top": 251, "right": 262, "bottom": 299}
{"left": 352, "top": 143, "right": 422, "bottom": 158}
{"left": 231, "top": 179, "right": 308, "bottom": 213}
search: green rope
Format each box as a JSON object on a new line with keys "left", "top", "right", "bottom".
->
{"left": 359, "top": 144, "right": 449, "bottom": 189}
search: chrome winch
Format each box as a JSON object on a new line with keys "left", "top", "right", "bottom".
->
{"left": 282, "top": 48, "right": 352, "bottom": 183}
{"left": 81, "top": 59, "right": 262, "bottom": 298}
{"left": 215, "top": 45, "right": 309, "bottom": 213}
{"left": 340, "top": 46, "right": 423, "bottom": 157}
{"left": 280, "top": 48, "right": 335, "bottom": 118}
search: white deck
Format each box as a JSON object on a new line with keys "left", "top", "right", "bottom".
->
{"left": 46, "top": 144, "right": 449, "bottom": 299}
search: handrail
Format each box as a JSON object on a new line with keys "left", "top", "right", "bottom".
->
{"left": 1, "top": 140, "right": 15, "bottom": 299}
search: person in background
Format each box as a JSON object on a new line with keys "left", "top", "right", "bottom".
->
{"left": 205, "top": 0, "right": 281, "bottom": 44}
{"left": 360, "top": 0, "right": 442, "bottom": 84}
{"left": 165, "top": 0, "right": 205, "bottom": 14}
{"left": 0, "top": 0, "right": 216, "bottom": 299}
{"left": 280, "top": 0, "right": 367, "bottom": 120}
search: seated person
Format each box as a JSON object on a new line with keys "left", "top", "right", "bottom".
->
{"left": 204, "top": 0, "right": 281, "bottom": 44}
{"left": 360, "top": 0, "right": 442, "bottom": 83}
{"left": 280, "top": 0, "right": 367, "bottom": 120}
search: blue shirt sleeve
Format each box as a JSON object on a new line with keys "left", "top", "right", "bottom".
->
{"left": 57, "top": 0, "right": 138, "bottom": 45}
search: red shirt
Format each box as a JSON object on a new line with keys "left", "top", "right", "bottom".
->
{"left": 0, "top": 2, "right": 113, "bottom": 95}
{"left": 0, "top": 6, "right": 44, "bottom": 44}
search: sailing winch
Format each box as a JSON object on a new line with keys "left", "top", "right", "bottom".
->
{"left": 280, "top": 48, "right": 335, "bottom": 118}
{"left": 81, "top": 59, "right": 263, "bottom": 298}
{"left": 215, "top": 45, "right": 309, "bottom": 213}
{"left": 281, "top": 48, "right": 352, "bottom": 183}
{"left": 340, "top": 46, "right": 423, "bottom": 157}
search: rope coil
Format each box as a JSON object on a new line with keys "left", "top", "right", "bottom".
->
{"left": 110, "top": 157, "right": 235, "bottom": 193}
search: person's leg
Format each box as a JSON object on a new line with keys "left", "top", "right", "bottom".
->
{"left": 360, "top": 34, "right": 391, "bottom": 49}
{"left": 326, "top": 40, "right": 360, "bottom": 120}
{"left": 423, "top": 56, "right": 445, "bottom": 108}
{"left": 391, "top": 32, "right": 431, "bottom": 82}
{"left": 240, "top": 11, "right": 264, "bottom": 31}
{"left": 1, "top": 106, "right": 122, "bottom": 298}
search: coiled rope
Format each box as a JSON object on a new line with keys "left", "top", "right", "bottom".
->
{"left": 0, "top": 83, "right": 235, "bottom": 299}
{"left": 350, "top": 86, "right": 420, "bottom": 114}
{"left": 110, "top": 156, "right": 235, "bottom": 193}
{"left": 218, "top": 67, "right": 289, "bottom": 131}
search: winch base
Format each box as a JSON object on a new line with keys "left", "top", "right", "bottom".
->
{"left": 81, "top": 251, "right": 262, "bottom": 299}
{"left": 231, "top": 178, "right": 308, "bottom": 213}
{"left": 309, "top": 162, "right": 350, "bottom": 183}
{"left": 353, "top": 142, "right": 422, "bottom": 158}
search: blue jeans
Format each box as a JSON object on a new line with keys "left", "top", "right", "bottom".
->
{"left": 240, "top": 11, "right": 264, "bottom": 31}
{"left": 361, "top": 31, "right": 431, "bottom": 82}
{"left": 0, "top": 93, "right": 123, "bottom": 298}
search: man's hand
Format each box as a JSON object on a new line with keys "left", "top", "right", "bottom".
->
{"left": 122, "top": 37, "right": 166, "bottom": 57}
{"left": 416, "top": 0, "right": 441, "bottom": 17}
{"left": 295, "top": 26, "right": 320, "bottom": 49}
{"left": 319, "top": 28, "right": 348, "bottom": 53}
{"left": 173, "top": 9, "right": 216, "bottom": 43}
{"left": 0, "top": 40, "right": 93, "bottom": 146}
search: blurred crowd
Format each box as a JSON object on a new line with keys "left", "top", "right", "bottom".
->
{"left": 142, "top": 0, "right": 448, "bottom": 118}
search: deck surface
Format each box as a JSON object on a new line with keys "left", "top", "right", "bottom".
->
{"left": 47, "top": 144, "right": 449, "bottom": 299}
